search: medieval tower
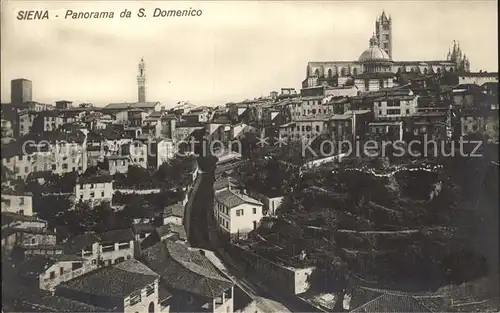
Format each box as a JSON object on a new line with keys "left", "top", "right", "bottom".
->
{"left": 137, "top": 57, "right": 146, "bottom": 103}
{"left": 375, "top": 11, "right": 392, "bottom": 60}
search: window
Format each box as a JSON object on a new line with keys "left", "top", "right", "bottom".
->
{"left": 60, "top": 267, "right": 64, "bottom": 276}
{"left": 364, "top": 79, "right": 370, "bottom": 91}
{"left": 19, "top": 210, "right": 24, "bottom": 216}
{"left": 20, "top": 198, "right": 25, "bottom": 205}
{"left": 101, "top": 191, "right": 105, "bottom": 197}
{"left": 31, "top": 237, "right": 36, "bottom": 245}
{"left": 52, "top": 164, "right": 56, "bottom": 170}
{"left": 379, "top": 79, "right": 384, "bottom": 89}
{"left": 119, "top": 242, "right": 131, "bottom": 250}
{"left": 236, "top": 209, "right": 244, "bottom": 216}
{"left": 253, "top": 207, "right": 257, "bottom": 214}
{"left": 72, "top": 262, "right": 83, "bottom": 270}
{"left": 90, "top": 192, "right": 95, "bottom": 198}
{"left": 115, "top": 257, "right": 125, "bottom": 263}
{"left": 316, "top": 125, "right": 320, "bottom": 132}
{"left": 406, "top": 109, "right": 410, "bottom": 114}
{"left": 50, "top": 271, "right": 55, "bottom": 279}
{"left": 387, "top": 109, "right": 401, "bottom": 115}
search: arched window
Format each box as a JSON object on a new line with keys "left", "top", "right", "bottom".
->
{"left": 327, "top": 68, "right": 333, "bottom": 78}
{"left": 314, "top": 69, "right": 320, "bottom": 77}
{"left": 31, "top": 237, "right": 36, "bottom": 245}
{"left": 424, "top": 68, "right": 428, "bottom": 74}
{"left": 410, "top": 68, "right": 415, "bottom": 73}
{"left": 148, "top": 302, "right": 155, "bottom": 313}
{"left": 353, "top": 68, "right": 358, "bottom": 75}
{"left": 449, "top": 67, "right": 454, "bottom": 72}
{"left": 340, "top": 68, "right": 346, "bottom": 76}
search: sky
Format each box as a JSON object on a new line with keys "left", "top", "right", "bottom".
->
{"left": 1, "top": 1, "right": 498, "bottom": 108}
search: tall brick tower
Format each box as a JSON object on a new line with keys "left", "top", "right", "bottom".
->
{"left": 137, "top": 57, "right": 146, "bottom": 103}
{"left": 375, "top": 11, "right": 392, "bottom": 60}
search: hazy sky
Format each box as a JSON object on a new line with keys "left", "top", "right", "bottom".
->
{"left": 1, "top": 1, "right": 498, "bottom": 107}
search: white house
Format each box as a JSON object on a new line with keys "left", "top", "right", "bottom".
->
{"left": 64, "top": 229, "right": 135, "bottom": 267}
{"left": 160, "top": 202, "right": 184, "bottom": 226}
{"left": 74, "top": 171, "right": 113, "bottom": 207}
{"left": 214, "top": 189, "right": 264, "bottom": 240}
{"left": 1, "top": 188, "right": 33, "bottom": 216}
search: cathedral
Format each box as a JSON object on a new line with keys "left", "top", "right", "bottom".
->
{"left": 303, "top": 11, "right": 471, "bottom": 91}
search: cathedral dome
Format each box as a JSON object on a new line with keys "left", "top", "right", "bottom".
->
{"left": 358, "top": 35, "right": 391, "bottom": 62}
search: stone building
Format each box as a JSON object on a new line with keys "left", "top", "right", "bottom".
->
{"left": 303, "top": 12, "right": 471, "bottom": 90}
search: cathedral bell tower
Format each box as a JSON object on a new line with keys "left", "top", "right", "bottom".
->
{"left": 375, "top": 11, "right": 392, "bottom": 60}
{"left": 137, "top": 57, "right": 146, "bottom": 103}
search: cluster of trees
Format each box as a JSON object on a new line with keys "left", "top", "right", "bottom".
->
{"left": 241, "top": 149, "right": 493, "bottom": 292}
{"left": 236, "top": 156, "right": 301, "bottom": 197}
{"left": 113, "top": 155, "right": 197, "bottom": 189}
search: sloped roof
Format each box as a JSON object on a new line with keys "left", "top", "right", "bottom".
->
{"left": 64, "top": 229, "right": 134, "bottom": 253}
{"left": 163, "top": 202, "right": 185, "bottom": 218}
{"left": 17, "top": 254, "right": 84, "bottom": 276}
{"left": 213, "top": 176, "right": 239, "bottom": 191}
{"left": 158, "top": 223, "right": 187, "bottom": 241}
{"left": 58, "top": 259, "right": 159, "bottom": 297}
{"left": 350, "top": 293, "right": 433, "bottom": 312}
{"left": 215, "top": 189, "right": 263, "bottom": 209}
{"left": 104, "top": 102, "right": 160, "bottom": 110}
{"left": 141, "top": 241, "right": 233, "bottom": 298}
{"left": 4, "top": 285, "right": 110, "bottom": 312}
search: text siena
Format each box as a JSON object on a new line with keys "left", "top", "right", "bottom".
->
{"left": 17, "top": 10, "right": 50, "bottom": 20}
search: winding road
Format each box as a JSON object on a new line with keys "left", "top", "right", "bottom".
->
{"left": 187, "top": 160, "right": 311, "bottom": 313}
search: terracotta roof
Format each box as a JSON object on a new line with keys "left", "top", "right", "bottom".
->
{"left": 163, "top": 202, "right": 185, "bottom": 218}
{"left": 215, "top": 189, "right": 263, "bottom": 209}
{"left": 64, "top": 229, "right": 134, "bottom": 253}
{"left": 58, "top": 259, "right": 158, "bottom": 297}
{"left": 214, "top": 177, "right": 239, "bottom": 191}
{"left": 158, "top": 223, "right": 187, "bottom": 241}
{"left": 5, "top": 286, "right": 110, "bottom": 312}
{"left": 17, "top": 254, "right": 84, "bottom": 276}
{"left": 460, "top": 72, "right": 498, "bottom": 77}
{"left": 76, "top": 170, "right": 113, "bottom": 184}
{"left": 104, "top": 102, "right": 160, "bottom": 110}
{"left": 141, "top": 241, "right": 233, "bottom": 298}
{"left": 351, "top": 293, "right": 433, "bottom": 312}
{"left": 1, "top": 212, "right": 46, "bottom": 226}
{"left": 132, "top": 223, "right": 156, "bottom": 235}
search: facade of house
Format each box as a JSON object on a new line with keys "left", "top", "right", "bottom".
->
{"left": 161, "top": 203, "right": 185, "bottom": 226}
{"left": 17, "top": 254, "right": 93, "bottom": 291}
{"left": 1, "top": 189, "right": 33, "bottom": 216}
{"left": 74, "top": 171, "right": 114, "bottom": 207}
{"left": 63, "top": 229, "right": 135, "bottom": 267}
{"left": 214, "top": 189, "right": 264, "bottom": 240}
{"left": 141, "top": 241, "right": 234, "bottom": 313}
{"left": 55, "top": 259, "right": 162, "bottom": 313}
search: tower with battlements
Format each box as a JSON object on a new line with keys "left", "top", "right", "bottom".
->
{"left": 137, "top": 58, "right": 146, "bottom": 103}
